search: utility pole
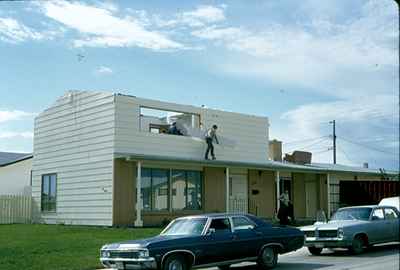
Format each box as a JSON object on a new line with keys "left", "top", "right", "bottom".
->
{"left": 329, "top": 120, "right": 337, "bottom": 164}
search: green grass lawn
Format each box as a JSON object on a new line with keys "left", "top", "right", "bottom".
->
{"left": 0, "top": 224, "right": 162, "bottom": 270}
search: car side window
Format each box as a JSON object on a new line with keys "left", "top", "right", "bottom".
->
{"left": 232, "top": 217, "right": 255, "bottom": 231}
{"left": 209, "top": 218, "right": 231, "bottom": 233}
{"left": 384, "top": 208, "right": 399, "bottom": 220}
{"left": 371, "top": 209, "right": 385, "bottom": 220}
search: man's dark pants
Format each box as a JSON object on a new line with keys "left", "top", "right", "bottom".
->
{"left": 205, "top": 137, "right": 214, "bottom": 159}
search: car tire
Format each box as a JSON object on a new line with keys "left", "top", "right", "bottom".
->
{"left": 349, "top": 235, "right": 364, "bottom": 255}
{"left": 218, "top": 265, "right": 230, "bottom": 270}
{"left": 257, "top": 247, "right": 278, "bottom": 269}
{"left": 307, "top": 247, "right": 323, "bottom": 255}
{"left": 163, "top": 254, "right": 188, "bottom": 270}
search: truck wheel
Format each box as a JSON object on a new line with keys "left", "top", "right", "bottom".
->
{"left": 257, "top": 247, "right": 278, "bottom": 269}
{"left": 308, "top": 247, "right": 323, "bottom": 255}
{"left": 163, "top": 254, "right": 188, "bottom": 270}
{"left": 349, "top": 235, "right": 364, "bottom": 254}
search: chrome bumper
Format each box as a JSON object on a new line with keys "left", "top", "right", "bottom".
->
{"left": 100, "top": 257, "right": 157, "bottom": 270}
{"left": 304, "top": 237, "right": 350, "bottom": 248}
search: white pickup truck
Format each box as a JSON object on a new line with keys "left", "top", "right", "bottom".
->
{"left": 379, "top": 196, "right": 399, "bottom": 212}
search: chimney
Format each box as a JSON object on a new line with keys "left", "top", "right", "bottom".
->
{"left": 363, "top": 162, "right": 369, "bottom": 168}
{"left": 269, "top": 139, "right": 282, "bottom": 161}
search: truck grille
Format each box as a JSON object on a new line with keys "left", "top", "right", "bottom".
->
{"left": 304, "top": 231, "right": 315, "bottom": 238}
{"left": 109, "top": 251, "right": 139, "bottom": 259}
{"left": 318, "top": 230, "right": 337, "bottom": 238}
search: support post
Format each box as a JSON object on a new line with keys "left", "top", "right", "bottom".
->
{"left": 327, "top": 173, "right": 331, "bottom": 218}
{"left": 276, "top": 171, "right": 280, "bottom": 211}
{"left": 226, "top": 167, "right": 230, "bottom": 213}
{"left": 134, "top": 161, "right": 143, "bottom": 227}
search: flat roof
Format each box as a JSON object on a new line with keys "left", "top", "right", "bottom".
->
{"left": 115, "top": 152, "right": 398, "bottom": 176}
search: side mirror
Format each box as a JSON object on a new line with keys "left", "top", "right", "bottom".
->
{"left": 207, "top": 228, "right": 216, "bottom": 235}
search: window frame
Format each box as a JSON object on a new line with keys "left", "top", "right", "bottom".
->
{"left": 141, "top": 167, "right": 203, "bottom": 213}
{"left": 141, "top": 168, "right": 170, "bottom": 212}
{"left": 208, "top": 217, "right": 233, "bottom": 234}
{"left": 370, "top": 208, "right": 385, "bottom": 221}
{"left": 171, "top": 170, "right": 203, "bottom": 211}
{"left": 41, "top": 173, "right": 57, "bottom": 213}
{"left": 139, "top": 106, "right": 201, "bottom": 136}
{"left": 383, "top": 207, "right": 399, "bottom": 220}
{"left": 231, "top": 216, "right": 256, "bottom": 231}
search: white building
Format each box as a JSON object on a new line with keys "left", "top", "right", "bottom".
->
{"left": 31, "top": 91, "right": 397, "bottom": 226}
{"left": 0, "top": 152, "right": 33, "bottom": 195}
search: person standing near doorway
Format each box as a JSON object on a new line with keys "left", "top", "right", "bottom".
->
{"left": 205, "top": 125, "right": 219, "bottom": 160}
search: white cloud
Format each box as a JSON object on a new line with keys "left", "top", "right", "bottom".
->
{"left": 0, "top": 110, "right": 36, "bottom": 123}
{"left": 192, "top": 0, "right": 398, "bottom": 99}
{"left": 0, "top": 131, "right": 33, "bottom": 139}
{"left": 38, "top": 0, "right": 183, "bottom": 50}
{"left": 94, "top": 66, "right": 113, "bottom": 75}
{"left": 179, "top": 5, "right": 226, "bottom": 27}
{"left": 0, "top": 17, "right": 45, "bottom": 43}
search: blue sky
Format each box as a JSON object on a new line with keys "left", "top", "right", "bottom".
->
{"left": 0, "top": 0, "right": 398, "bottom": 170}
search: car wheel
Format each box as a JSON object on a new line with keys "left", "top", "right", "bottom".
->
{"left": 349, "top": 235, "right": 364, "bottom": 255}
{"left": 163, "top": 254, "right": 188, "bottom": 270}
{"left": 218, "top": 265, "right": 230, "bottom": 270}
{"left": 307, "top": 247, "right": 323, "bottom": 255}
{"left": 257, "top": 247, "right": 278, "bottom": 269}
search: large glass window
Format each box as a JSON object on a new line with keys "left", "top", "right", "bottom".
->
{"left": 141, "top": 168, "right": 169, "bottom": 211}
{"left": 141, "top": 168, "right": 202, "bottom": 212}
{"left": 41, "top": 174, "right": 57, "bottom": 212}
{"left": 172, "top": 170, "right": 202, "bottom": 210}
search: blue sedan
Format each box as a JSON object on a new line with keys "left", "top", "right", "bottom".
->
{"left": 100, "top": 213, "right": 304, "bottom": 270}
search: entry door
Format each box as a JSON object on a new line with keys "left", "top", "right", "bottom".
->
{"left": 305, "top": 181, "right": 317, "bottom": 218}
{"left": 230, "top": 174, "right": 248, "bottom": 213}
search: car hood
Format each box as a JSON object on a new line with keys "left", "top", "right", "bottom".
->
{"left": 301, "top": 219, "right": 368, "bottom": 230}
{"left": 102, "top": 234, "right": 188, "bottom": 250}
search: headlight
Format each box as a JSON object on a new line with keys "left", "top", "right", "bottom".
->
{"left": 338, "top": 228, "right": 344, "bottom": 239}
{"left": 101, "top": 251, "right": 110, "bottom": 258}
{"left": 138, "top": 249, "right": 149, "bottom": 258}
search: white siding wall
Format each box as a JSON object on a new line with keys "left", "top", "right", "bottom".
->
{"left": 0, "top": 159, "right": 32, "bottom": 195}
{"left": 114, "top": 95, "right": 269, "bottom": 163}
{"left": 32, "top": 91, "right": 115, "bottom": 226}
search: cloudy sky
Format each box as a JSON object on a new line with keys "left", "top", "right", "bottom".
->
{"left": 0, "top": 0, "right": 398, "bottom": 170}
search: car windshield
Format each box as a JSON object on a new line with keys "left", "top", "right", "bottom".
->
{"left": 161, "top": 218, "right": 207, "bottom": 236}
{"left": 331, "top": 208, "right": 372, "bottom": 221}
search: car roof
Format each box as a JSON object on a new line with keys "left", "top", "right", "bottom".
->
{"left": 339, "top": 205, "right": 399, "bottom": 210}
{"left": 339, "top": 205, "right": 377, "bottom": 210}
{"left": 176, "top": 213, "right": 252, "bottom": 219}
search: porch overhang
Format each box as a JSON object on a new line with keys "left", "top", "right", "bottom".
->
{"left": 115, "top": 152, "right": 326, "bottom": 174}
{"left": 114, "top": 152, "right": 397, "bottom": 177}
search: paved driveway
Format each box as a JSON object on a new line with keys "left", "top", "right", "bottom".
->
{"left": 203, "top": 243, "right": 399, "bottom": 270}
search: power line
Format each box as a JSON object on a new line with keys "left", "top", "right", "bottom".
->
{"left": 283, "top": 136, "right": 329, "bottom": 145}
{"left": 336, "top": 145, "right": 355, "bottom": 164}
{"left": 286, "top": 137, "right": 330, "bottom": 152}
{"left": 337, "top": 136, "right": 397, "bottom": 155}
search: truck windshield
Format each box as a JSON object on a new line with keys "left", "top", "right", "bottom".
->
{"left": 331, "top": 208, "right": 372, "bottom": 221}
{"left": 162, "top": 218, "right": 207, "bottom": 236}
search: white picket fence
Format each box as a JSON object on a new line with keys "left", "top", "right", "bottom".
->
{"left": 0, "top": 195, "right": 32, "bottom": 224}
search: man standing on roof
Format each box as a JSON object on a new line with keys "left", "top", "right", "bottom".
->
{"left": 205, "top": 125, "right": 219, "bottom": 160}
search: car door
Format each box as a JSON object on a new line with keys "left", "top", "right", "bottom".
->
{"left": 383, "top": 207, "right": 400, "bottom": 242}
{"left": 231, "top": 216, "right": 263, "bottom": 258}
{"left": 369, "top": 208, "right": 390, "bottom": 243}
{"left": 198, "top": 218, "right": 235, "bottom": 264}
